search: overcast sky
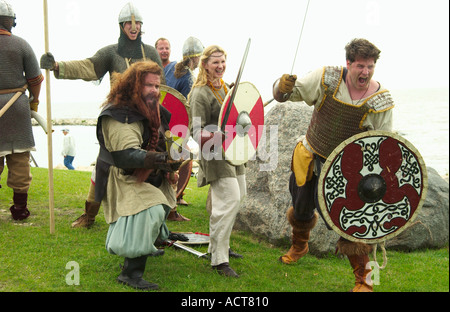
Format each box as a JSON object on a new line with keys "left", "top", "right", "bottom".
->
{"left": 7, "top": 0, "right": 450, "bottom": 112}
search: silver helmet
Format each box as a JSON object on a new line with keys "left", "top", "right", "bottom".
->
{"left": 0, "top": 0, "right": 15, "bottom": 18}
{"left": 182, "top": 37, "right": 204, "bottom": 58}
{"left": 118, "top": 2, "right": 143, "bottom": 31}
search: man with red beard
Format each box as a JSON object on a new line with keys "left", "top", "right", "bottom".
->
{"left": 273, "top": 38, "right": 394, "bottom": 292}
{"left": 95, "top": 61, "right": 182, "bottom": 290}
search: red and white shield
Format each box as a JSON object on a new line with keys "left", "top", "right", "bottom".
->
{"left": 318, "top": 130, "right": 428, "bottom": 244}
{"left": 218, "top": 82, "right": 264, "bottom": 166}
{"left": 160, "top": 85, "right": 190, "bottom": 140}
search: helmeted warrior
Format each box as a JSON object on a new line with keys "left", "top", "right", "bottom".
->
{"left": 273, "top": 38, "right": 394, "bottom": 292}
{"left": 0, "top": 0, "right": 44, "bottom": 220}
{"left": 40, "top": 2, "right": 165, "bottom": 228}
{"left": 161, "top": 36, "right": 204, "bottom": 220}
{"left": 40, "top": 2, "right": 163, "bottom": 84}
{"left": 164, "top": 36, "right": 204, "bottom": 99}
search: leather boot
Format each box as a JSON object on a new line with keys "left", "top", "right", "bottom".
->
{"left": 279, "top": 207, "right": 318, "bottom": 264}
{"left": 117, "top": 256, "right": 158, "bottom": 290}
{"left": 337, "top": 237, "right": 373, "bottom": 292}
{"left": 10, "top": 192, "right": 30, "bottom": 221}
{"left": 229, "top": 248, "right": 243, "bottom": 259}
{"left": 167, "top": 207, "right": 190, "bottom": 221}
{"left": 71, "top": 201, "right": 100, "bottom": 228}
{"left": 212, "top": 262, "right": 239, "bottom": 278}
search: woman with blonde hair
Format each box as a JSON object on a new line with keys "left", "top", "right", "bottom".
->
{"left": 189, "top": 45, "right": 246, "bottom": 277}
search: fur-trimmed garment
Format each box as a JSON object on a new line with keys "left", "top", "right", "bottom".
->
{"left": 336, "top": 237, "right": 373, "bottom": 256}
{"left": 279, "top": 207, "right": 318, "bottom": 264}
{"left": 287, "top": 205, "right": 318, "bottom": 231}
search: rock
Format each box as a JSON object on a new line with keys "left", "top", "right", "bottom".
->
{"left": 31, "top": 118, "right": 97, "bottom": 126}
{"left": 234, "top": 101, "right": 449, "bottom": 256}
{"left": 76, "top": 166, "right": 95, "bottom": 172}
{"left": 53, "top": 164, "right": 94, "bottom": 172}
{"left": 386, "top": 167, "right": 449, "bottom": 251}
{"left": 54, "top": 164, "right": 67, "bottom": 170}
{"left": 235, "top": 101, "right": 312, "bottom": 247}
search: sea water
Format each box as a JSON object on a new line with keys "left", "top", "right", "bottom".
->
{"left": 31, "top": 87, "right": 449, "bottom": 177}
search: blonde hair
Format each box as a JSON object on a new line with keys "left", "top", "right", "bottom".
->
{"left": 191, "top": 45, "right": 227, "bottom": 89}
{"left": 174, "top": 56, "right": 191, "bottom": 79}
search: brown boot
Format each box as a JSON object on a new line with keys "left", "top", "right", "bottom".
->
{"left": 177, "top": 198, "right": 189, "bottom": 206}
{"left": 279, "top": 207, "right": 318, "bottom": 264}
{"left": 337, "top": 238, "right": 374, "bottom": 292}
{"left": 71, "top": 201, "right": 101, "bottom": 228}
{"left": 167, "top": 207, "right": 190, "bottom": 221}
{"left": 212, "top": 263, "right": 239, "bottom": 278}
{"left": 10, "top": 192, "right": 30, "bottom": 221}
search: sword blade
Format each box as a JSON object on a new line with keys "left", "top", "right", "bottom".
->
{"left": 31, "top": 110, "right": 49, "bottom": 134}
{"left": 164, "top": 130, "right": 194, "bottom": 160}
{"left": 220, "top": 38, "right": 251, "bottom": 132}
{"left": 172, "top": 242, "right": 208, "bottom": 258}
{"left": 290, "top": 0, "right": 311, "bottom": 75}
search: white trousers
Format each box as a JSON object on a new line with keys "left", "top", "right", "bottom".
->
{"left": 208, "top": 175, "right": 246, "bottom": 266}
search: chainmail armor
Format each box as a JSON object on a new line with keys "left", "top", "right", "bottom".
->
{"left": 306, "top": 66, "right": 394, "bottom": 159}
{"left": 57, "top": 37, "right": 164, "bottom": 85}
{"left": 0, "top": 27, "right": 43, "bottom": 154}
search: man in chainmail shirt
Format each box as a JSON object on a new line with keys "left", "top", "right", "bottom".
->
{"left": 40, "top": 2, "right": 166, "bottom": 228}
{"left": 0, "top": 0, "right": 44, "bottom": 221}
{"left": 273, "top": 38, "right": 394, "bottom": 292}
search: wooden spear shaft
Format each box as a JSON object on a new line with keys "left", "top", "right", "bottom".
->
{"left": 43, "top": 0, "right": 55, "bottom": 234}
{"left": 0, "top": 84, "right": 27, "bottom": 118}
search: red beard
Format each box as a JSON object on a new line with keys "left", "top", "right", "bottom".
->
{"left": 133, "top": 92, "right": 162, "bottom": 183}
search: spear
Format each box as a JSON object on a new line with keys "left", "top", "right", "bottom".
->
{"left": 43, "top": 0, "right": 55, "bottom": 234}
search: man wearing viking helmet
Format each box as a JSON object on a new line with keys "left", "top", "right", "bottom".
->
{"left": 273, "top": 38, "right": 394, "bottom": 292}
{"left": 0, "top": 0, "right": 44, "bottom": 221}
{"left": 161, "top": 36, "right": 204, "bottom": 218}
{"left": 164, "top": 36, "right": 204, "bottom": 99}
{"left": 40, "top": 2, "right": 167, "bottom": 229}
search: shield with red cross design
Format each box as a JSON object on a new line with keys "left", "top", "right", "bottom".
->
{"left": 218, "top": 82, "right": 264, "bottom": 166}
{"left": 317, "top": 130, "right": 428, "bottom": 244}
{"left": 159, "top": 85, "right": 190, "bottom": 140}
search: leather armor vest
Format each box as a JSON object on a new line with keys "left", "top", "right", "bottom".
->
{"left": 305, "top": 66, "right": 394, "bottom": 159}
{"left": 94, "top": 104, "right": 171, "bottom": 202}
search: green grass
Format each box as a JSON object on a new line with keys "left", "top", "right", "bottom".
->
{"left": 0, "top": 167, "right": 448, "bottom": 292}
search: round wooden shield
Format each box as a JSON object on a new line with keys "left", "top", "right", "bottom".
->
{"left": 317, "top": 130, "right": 428, "bottom": 244}
{"left": 160, "top": 85, "right": 190, "bottom": 140}
{"left": 218, "top": 82, "right": 264, "bottom": 166}
{"left": 176, "top": 233, "right": 210, "bottom": 245}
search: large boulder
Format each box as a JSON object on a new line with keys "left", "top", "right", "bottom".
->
{"left": 234, "top": 101, "right": 449, "bottom": 257}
